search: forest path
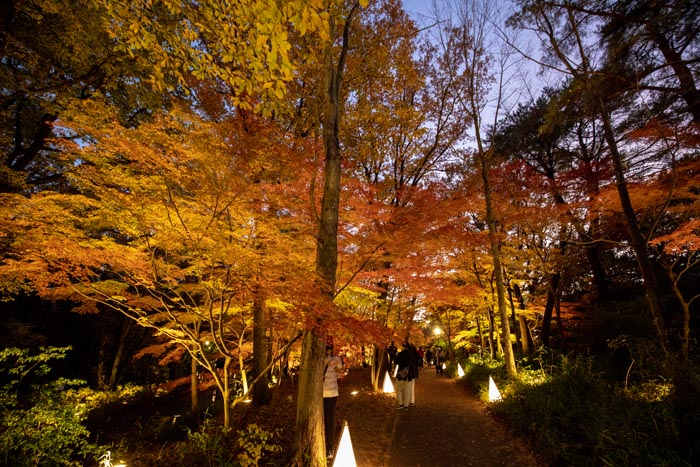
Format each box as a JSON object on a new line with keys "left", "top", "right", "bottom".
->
{"left": 337, "top": 367, "right": 547, "bottom": 467}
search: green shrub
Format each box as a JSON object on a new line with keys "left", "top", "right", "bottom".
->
{"left": 455, "top": 353, "right": 506, "bottom": 397}
{"left": 490, "top": 352, "right": 693, "bottom": 466}
{"left": 0, "top": 347, "right": 100, "bottom": 467}
{"left": 177, "top": 419, "right": 280, "bottom": 467}
{"left": 183, "top": 417, "right": 236, "bottom": 467}
{"left": 235, "top": 424, "right": 281, "bottom": 467}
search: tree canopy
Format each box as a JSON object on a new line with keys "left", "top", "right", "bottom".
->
{"left": 1, "top": 0, "right": 699, "bottom": 464}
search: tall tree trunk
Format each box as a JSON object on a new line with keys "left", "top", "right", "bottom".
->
{"left": 476, "top": 314, "right": 485, "bottom": 358}
{"left": 190, "top": 353, "right": 199, "bottom": 413}
{"left": 512, "top": 283, "right": 531, "bottom": 354}
{"left": 646, "top": 26, "right": 700, "bottom": 123}
{"left": 295, "top": 330, "right": 327, "bottom": 466}
{"left": 596, "top": 98, "right": 671, "bottom": 357}
{"left": 253, "top": 286, "right": 271, "bottom": 406}
{"left": 518, "top": 316, "right": 530, "bottom": 355}
{"left": 541, "top": 273, "right": 560, "bottom": 348}
{"left": 586, "top": 244, "right": 610, "bottom": 302}
{"left": 190, "top": 319, "right": 202, "bottom": 413}
{"left": 294, "top": 4, "right": 359, "bottom": 466}
{"left": 222, "top": 357, "right": 232, "bottom": 431}
{"left": 107, "top": 316, "right": 131, "bottom": 390}
{"left": 507, "top": 281, "right": 523, "bottom": 353}
{"left": 486, "top": 306, "right": 495, "bottom": 360}
{"left": 480, "top": 152, "right": 517, "bottom": 377}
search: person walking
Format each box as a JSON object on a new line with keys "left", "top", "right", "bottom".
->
{"left": 323, "top": 344, "right": 344, "bottom": 459}
{"left": 394, "top": 341, "right": 417, "bottom": 409}
{"left": 434, "top": 345, "right": 443, "bottom": 375}
{"left": 386, "top": 340, "right": 397, "bottom": 365}
{"left": 407, "top": 343, "right": 420, "bottom": 406}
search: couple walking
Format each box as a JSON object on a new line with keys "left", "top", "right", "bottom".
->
{"left": 394, "top": 341, "right": 420, "bottom": 409}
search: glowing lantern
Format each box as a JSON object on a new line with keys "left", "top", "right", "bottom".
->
{"left": 382, "top": 370, "right": 395, "bottom": 393}
{"left": 488, "top": 376, "right": 502, "bottom": 402}
{"left": 332, "top": 421, "right": 357, "bottom": 467}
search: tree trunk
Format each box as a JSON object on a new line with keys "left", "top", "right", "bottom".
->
{"left": 586, "top": 244, "right": 610, "bottom": 302}
{"left": 507, "top": 282, "right": 523, "bottom": 353}
{"left": 486, "top": 307, "right": 495, "bottom": 360}
{"left": 190, "top": 353, "right": 199, "bottom": 413}
{"left": 512, "top": 283, "right": 531, "bottom": 354}
{"left": 107, "top": 316, "right": 131, "bottom": 390}
{"left": 222, "top": 357, "right": 232, "bottom": 430}
{"left": 295, "top": 330, "right": 327, "bottom": 466}
{"left": 646, "top": 26, "right": 700, "bottom": 123}
{"left": 480, "top": 153, "right": 517, "bottom": 377}
{"left": 596, "top": 98, "right": 671, "bottom": 357}
{"left": 253, "top": 286, "right": 271, "bottom": 406}
{"left": 541, "top": 272, "right": 560, "bottom": 348}
{"left": 477, "top": 314, "right": 486, "bottom": 358}
{"left": 294, "top": 4, "right": 359, "bottom": 465}
{"left": 518, "top": 316, "right": 530, "bottom": 355}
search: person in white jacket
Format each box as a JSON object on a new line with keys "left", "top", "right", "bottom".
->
{"left": 323, "top": 344, "right": 344, "bottom": 459}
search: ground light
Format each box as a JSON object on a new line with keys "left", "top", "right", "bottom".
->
{"left": 332, "top": 421, "right": 357, "bottom": 467}
{"left": 488, "top": 376, "right": 502, "bottom": 402}
{"left": 382, "top": 370, "right": 395, "bottom": 393}
{"left": 457, "top": 363, "right": 465, "bottom": 377}
{"left": 99, "top": 451, "right": 126, "bottom": 467}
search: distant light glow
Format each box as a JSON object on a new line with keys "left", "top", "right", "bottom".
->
{"left": 332, "top": 422, "right": 357, "bottom": 467}
{"left": 434, "top": 327, "right": 442, "bottom": 336}
{"left": 350, "top": 390, "right": 359, "bottom": 396}
{"left": 488, "top": 376, "right": 502, "bottom": 402}
{"left": 382, "top": 371, "right": 395, "bottom": 393}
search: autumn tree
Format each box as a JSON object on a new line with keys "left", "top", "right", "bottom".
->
{"left": 431, "top": 0, "right": 520, "bottom": 377}
{"left": 293, "top": 1, "right": 365, "bottom": 465}
{"left": 333, "top": 0, "right": 473, "bottom": 368}
{"left": 598, "top": 0, "right": 700, "bottom": 125}
{"left": 0, "top": 94, "right": 320, "bottom": 430}
{"left": 509, "top": 0, "right": 675, "bottom": 360}
{"left": 492, "top": 86, "right": 614, "bottom": 347}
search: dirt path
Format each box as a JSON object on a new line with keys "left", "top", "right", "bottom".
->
{"left": 338, "top": 368, "right": 546, "bottom": 467}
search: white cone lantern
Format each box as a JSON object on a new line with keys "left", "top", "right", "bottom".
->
{"left": 457, "top": 363, "right": 465, "bottom": 377}
{"left": 332, "top": 421, "right": 357, "bottom": 467}
{"left": 488, "top": 376, "right": 502, "bottom": 402}
{"left": 382, "top": 370, "right": 394, "bottom": 393}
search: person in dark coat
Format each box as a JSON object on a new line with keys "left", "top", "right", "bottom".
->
{"left": 394, "top": 341, "right": 418, "bottom": 409}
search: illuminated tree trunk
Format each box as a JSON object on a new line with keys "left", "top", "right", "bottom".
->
{"left": 479, "top": 150, "right": 517, "bottom": 377}
{"left": 253, "top": 286, "right": 271, "bottom": 406}
{"left": 295, "top": 4, "right": 359, "bottom": 466}
{"left": 190, "top": 355, "right": 199, "bottom": 413}
{"left": 541, "top": 273, "right": 560, "bottom": 348}
{"left": 477, "top": 314, "right": 486, "bottom": 358}
{"left": 486, "top": 306, "right": 495, "bottom": 360}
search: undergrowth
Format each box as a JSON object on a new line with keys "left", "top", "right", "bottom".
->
{"left": 456, "top": 351, "right": 699, "bottom": 467}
